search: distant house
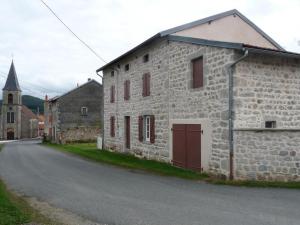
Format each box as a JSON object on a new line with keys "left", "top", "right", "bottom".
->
{"left": 38, "top": 115, "right": 45, "bottom": 137}
{"left": 0, "top": 61, "right": 39, "bottom": 140}
{"left": 44, "top": 79, "right": 102, "bottom": 143}
{"left": 97, "top": 9, "right": 300, "bottom": 181}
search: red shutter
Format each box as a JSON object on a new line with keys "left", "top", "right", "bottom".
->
{"left": 124, "top": 80, "right": 130, "bottom": 100}
{"left": 110, "top": 85, "right": 115, "bottom": 103}
{"left": 193, "top": 57, "right": 203, "bottom": 88}
{"left": 110, "top": 116, "right": 115, "bottom": 137}
{"left": 138, "top": 116, "right": 143, "bottom": 142}
{"left": 124, "top": 81, "right": 127, "bottom": 100}
{"left": 127, "top": 80, "right": 130, "bottom": 100}
{"left": 150, "top": 115, "right": 155, "bottom": 143}
{"left": 146, "top": 73, "right": 150, "bottom": 96}
{"left": 142, "top": 74, "right": 146, "bottom": 97}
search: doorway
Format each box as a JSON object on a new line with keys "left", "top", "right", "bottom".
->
{"left": 7, "top": 131, "right": 14, "bottom": 140}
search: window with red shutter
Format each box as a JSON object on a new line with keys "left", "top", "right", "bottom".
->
{"left": 150, "top": 115, "right": 155, "bottom": 143}
{"left": 138, "top": 116, "right": 143, "bottom": 142}
{"left": 192, "top": 57, "right": 203, "bottom": 88}
{"left": 142, "top": 73, "right": 150, "bottom": 97}
{"left": 110, "top": 116, "right": 115, "bottom": 137}
{"left": 124, "top": 80, "right": 130, "bottom": 100}
{"left": 110, "top": 85, "right": 115, "bottom": 103}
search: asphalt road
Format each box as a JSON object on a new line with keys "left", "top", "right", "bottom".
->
{"left": 0, "top": 140, "right": 299, "bottom": 225}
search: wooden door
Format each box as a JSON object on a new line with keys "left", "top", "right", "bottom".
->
{"left": 125, "top": 116, "right": 130, "bottom": 149}
{"left": 172, "top": 124, "right": 201, "bottom": 171}
{"left": 7, "top": 131, "right": 14, "bottom": 140}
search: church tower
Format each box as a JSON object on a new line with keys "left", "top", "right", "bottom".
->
{"left": 2, "top": 61, "right": 22, "bottom": 140}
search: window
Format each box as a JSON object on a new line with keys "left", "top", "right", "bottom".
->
{"left": 143, "top": 54, "right": 149, "bottom": 63}
{"left": 138, "top": 115, "right": 155, "bottom": 143}
{"left": 8, "top": 94, "right": 13, "bottom": 104}
{"left": 110, "top": 85, "right": 115, "bottom": 103}
{"left": 7, "top": 112, "right": 14, "bottom": 123}
{"left": 124, "top": 80, "right": 130, "bottom": 100}
{"left": 125, "top": 64, "right": 130, "bottom": 71}
{"left": 265, "top": 121, "right": 276, "bottom": 128}
{"left": 110, "top": 116, "right": 115, "bottom": 137}
{"left": 81, "top": 107, "right": 88, "bottom": 116}
{"left": 111, "top": 71, "right": 115, "bottom": 77}
{"left": 142, "top": 73, "right": 150, "bottom": 97}
{"left": 145, "top": 116, "right": 151, "bottom": 142}
{"left": 192, "top": 57, "right": 203, "bottom": 88}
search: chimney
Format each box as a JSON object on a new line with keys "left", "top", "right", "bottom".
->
{"left": 88, "top": 78, "right": 91, "bottom": 81}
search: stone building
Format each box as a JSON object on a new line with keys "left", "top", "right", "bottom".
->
{"left": 0, "top": 61, "right": 38, "bottom": 140}
{"left": 44, "top": 79, "right": 102, "bottom": 143}
{"left": 97, "top": 9, "right": 300, "bottom": 181}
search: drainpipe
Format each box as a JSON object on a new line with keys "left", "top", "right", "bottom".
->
{"left": 228, "top": 49, "right": 248, "bottom": 180}
{"left": 96, "top": 71, "right": 104, "bottom": 149}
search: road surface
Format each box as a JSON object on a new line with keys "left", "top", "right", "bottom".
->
{"left": 0, "top": 140, "right": 299, "bottom": 225}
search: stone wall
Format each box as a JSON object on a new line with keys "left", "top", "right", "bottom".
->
{"left": 233, "top": 54, "right": 300, "bottom": 180}
{"left": 103, "top": 38, "right": 235, "bottom": 176}
{"left": 60, "top": 126, "right": 101, "bottom": 143}
{"left": 235, "top": 130, "right": 300, "bottom": 181}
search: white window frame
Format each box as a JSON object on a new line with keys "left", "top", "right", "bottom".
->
{"left": 145, "top": 116, "right": 151, "bottom": 142}
{"left": 81, "top": 107, "right": 88, "bottom": 116}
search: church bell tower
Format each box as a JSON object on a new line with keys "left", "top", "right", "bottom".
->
{"left": 2, "top": 61, "right": 22, "bottom": 140}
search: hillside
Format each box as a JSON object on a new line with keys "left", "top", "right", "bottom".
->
{"left": 0, "top": 95, "right": 44, "bottom": 114}
{"left": 22, "top": 95, "right": 44, "bottom": 114}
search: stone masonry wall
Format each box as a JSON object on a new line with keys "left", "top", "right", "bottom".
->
{"left": 235, "top": 131, "right": 300, "bottom": 181}
{"left": 103, "top": 38, "right": 236, "bottom": 176}
{"left": 60, "top": 126, "right": 101, "bottom": 143}
{"left": 234, "top": 54, "right": 300, "bottom": 180}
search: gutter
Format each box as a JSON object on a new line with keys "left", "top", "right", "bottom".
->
{"left": 227, "top": 49, "right": 249, "bottom": 180}
{"left": 96, "top": 70, "right": 105, "bottom": 149}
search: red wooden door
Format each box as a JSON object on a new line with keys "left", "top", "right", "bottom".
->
{"left": 186, "top": 124, "right": 201, "bottom": 171}
{"left": 172, "top": 124, "right": 186, "bottom": 168}
{"left": 172, "top": 124, "right": 201, "bottom": 171}
{"left": 125, "top": 116, "right": 130, "bottom": 149}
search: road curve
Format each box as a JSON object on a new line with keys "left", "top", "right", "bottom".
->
{"left": 0, "top": 140, "right": 299, "bottom": 225}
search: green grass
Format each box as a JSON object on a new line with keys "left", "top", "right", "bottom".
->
{"left": 44, "top": 143, "right": 208, "bottom": 180}
{"left": 210, "top": 179, "right": 300, "bottom": 189}
{"left": 45, "top": 143, "right": 300, "bottom": 189}
{"left": 0, "top": 179, "right": 31, "bottom": 225}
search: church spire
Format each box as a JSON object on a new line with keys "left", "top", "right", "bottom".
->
{"left": 3, "top": 60, "right": 21, "bottom": 91}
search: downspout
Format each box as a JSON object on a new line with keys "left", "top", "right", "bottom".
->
{"left": 228, "top": 49, "right": 248, "bottom": 180}
{"left": 96, "top": 71, "right": 104, "bottom": 149}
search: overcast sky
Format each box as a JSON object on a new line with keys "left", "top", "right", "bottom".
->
{"left": 0, "top": 0, "right": 299, "bottom": 99}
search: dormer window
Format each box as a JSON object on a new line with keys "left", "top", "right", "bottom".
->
{"left": 8, "top": 93, "right": 13, "bottom": 104}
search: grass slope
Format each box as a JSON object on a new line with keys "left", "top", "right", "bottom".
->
{"left": 45, "top": 143, "right": 208, "bottom": 180}
{"left": 45, "top": 143, "right": 300, "bottom": 189}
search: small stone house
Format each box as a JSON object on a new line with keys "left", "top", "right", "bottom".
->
{"left": 44, "top": 79, "right": 103, "bottom": 143}
{"left": 97, "top": 9, "right": 300, "bottom": 181}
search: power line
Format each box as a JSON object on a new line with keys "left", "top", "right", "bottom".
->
{"left": 39, "top": 0, "right": 107, "bottom": 64}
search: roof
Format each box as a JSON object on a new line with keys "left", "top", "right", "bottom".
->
{"left": 22, "top": 105, "right": 38, "bottom": 120}
{"left": 48, "top": 79, "right": 101, "bottom": 102}
{"left": 168, "top": 35, "right": 300, "bottom": 58}
{"left": 3, "top": 61, "right": 21, "bottom": 91}
{"left": 97, "top": 9, "right": 285, "bottom": 72}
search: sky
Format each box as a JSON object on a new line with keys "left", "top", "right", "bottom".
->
{"left": 0, "top": 0, "right": 300, "bottom": 99}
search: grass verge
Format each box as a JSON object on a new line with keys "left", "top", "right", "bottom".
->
{"left": 0, "top": 179, "right": 58, "bottom": 225}
{"left": 44, "top": 143, "right": 300, "bottom": 189}
{"left": 44, "top": 143, "right": 208, "bottom": 180}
